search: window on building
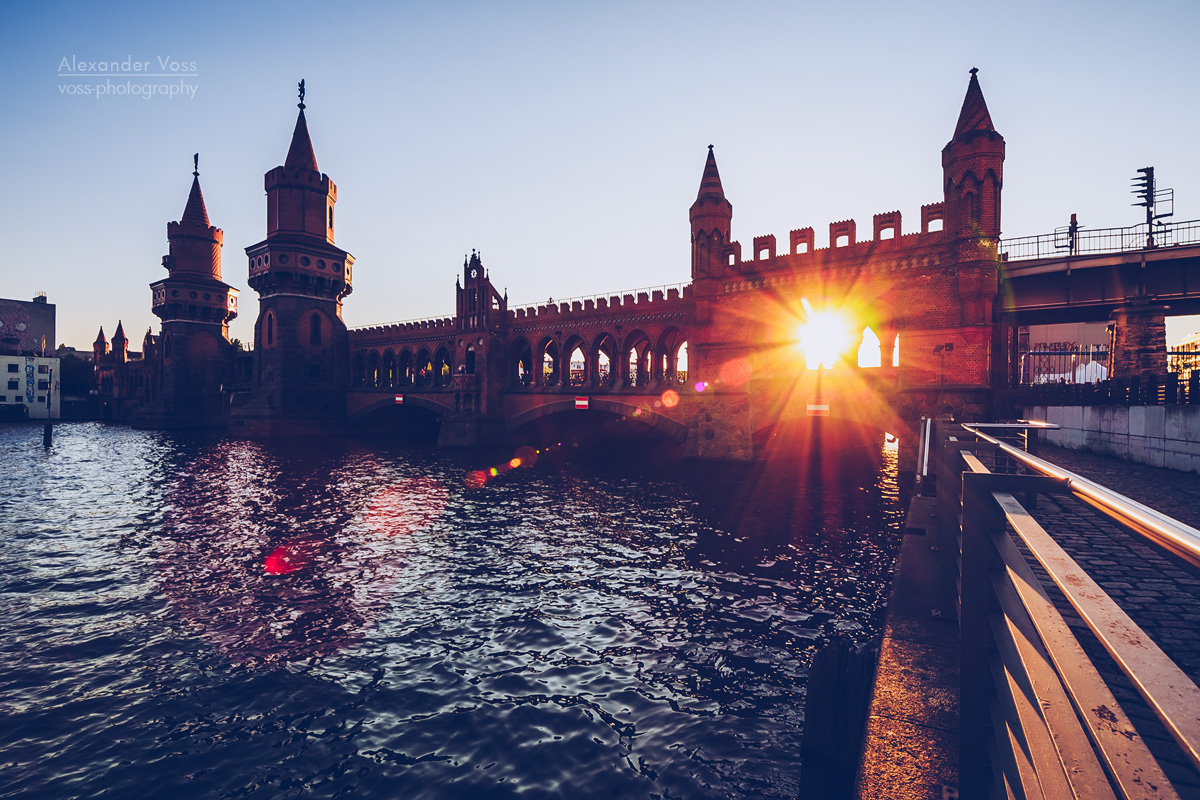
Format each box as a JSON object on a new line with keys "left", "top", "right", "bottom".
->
{"left": 6, "top": 364, "right": 16, "bottom": 373}
{"left": 0, "top": 396, "right": 6, "bottom": 403}
{"left": 7, "top": 379, "right": 17, "bottom": 390}
{"left": 37, "top": 380, "right": 48, "bottom": 391}
{"left": 38, "top": 365, "right": 48, "bottom": 374}
{"left": 266, "top": 314, "right": 274, "bottom": 346}
{"left": 310, "top": 314, "right": 321, "bottom": 345}
{"left": 37, "top": 396, "right": 44, "bottom": 403}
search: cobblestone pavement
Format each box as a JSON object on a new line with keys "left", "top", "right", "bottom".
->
{"left": 1037, "top": 443, "right": 1200, "bottom": 529}
{"left": 1017, "top": 445, "right": 1200, "bottom": 796}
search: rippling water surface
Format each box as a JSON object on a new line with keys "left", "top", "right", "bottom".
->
{"left": 0, "top": 423, "right": 903, "bottom": 799}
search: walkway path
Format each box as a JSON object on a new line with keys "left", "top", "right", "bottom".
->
{"left": 1024, "top": 444, "right": 1200, "bottom": 796}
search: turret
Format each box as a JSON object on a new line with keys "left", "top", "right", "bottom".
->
{"left": 690, "top": 145, "right": 733, "bottom": 279}
{"left": 151, "top": 156, "right": 238, "bottom": 337}
{"left": 111, "top": 320, "right": 128, "bottom": 364}
{"left": 942, "top": 68, "right": 1005, "bottom": 241}
{"left": 93, "top": 326, "right": 108, "bottom": 360}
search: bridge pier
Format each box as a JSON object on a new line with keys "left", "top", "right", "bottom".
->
{"left": 1109, "top": 300, "right": 1169, "bottom": 379}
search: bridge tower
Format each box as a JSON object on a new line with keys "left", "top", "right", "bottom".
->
{"left": 440, "top": 250, "right": 508, "bottom": 445}
{"left": 138, "top": 158, "right": 239, "bottom": 428}
{"left": 236, "top": 82, "right": 355, "bottom": 435}
{"left": 941, "top": 68, "right": 1007, "bottom": 390}
{"left": 690, "top": 145, "right": 733, "bottom": 280}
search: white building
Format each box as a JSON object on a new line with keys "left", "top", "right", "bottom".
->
{"left": 1, "top": 355, "right": 60, "bottom": 419}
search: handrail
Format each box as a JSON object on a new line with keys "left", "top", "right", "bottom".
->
{"left": 962, "top": 422, "right": 1200, "bottom": 569}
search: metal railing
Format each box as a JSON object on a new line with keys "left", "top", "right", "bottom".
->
{"left": 934, "top": 420, "right": 1200, "bottom": 798}
{"left": 1018, "top": 372, "right": 1200, "bottom": 405}
{"left": 1020, "top": 347, "right": 1109, "bottom": 385}
{"left": 1000, "top": 218, "right": 1200, "bottom": 261}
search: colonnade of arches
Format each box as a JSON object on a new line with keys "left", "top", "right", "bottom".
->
{"left": 350, "top": 322, "right": 899, "bottom": 395}
{"left": 351, "top": 344, "right": 477, "bottom": 390}
{"left": 508, "top": 327, "right": 689, "bottom": 391}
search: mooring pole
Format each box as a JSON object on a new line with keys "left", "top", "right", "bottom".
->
{"left": 42, "top": 366, "right": 52, "bottom": 447}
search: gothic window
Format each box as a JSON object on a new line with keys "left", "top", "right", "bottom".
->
{"left": 328, "top": 207, "right": 333, "bottom": 229}
{"left": 466, "top": 346, "right": 476, "bottom": 374}
{"left": 266, "top": 314, "right": 274, "bottom": 346}
{"left": 310, "top": 314, "right": 321, "bottom": 346}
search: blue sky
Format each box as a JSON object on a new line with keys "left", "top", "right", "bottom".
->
{"left": 3, "top": 0, "right": 1198, "bottom": 349}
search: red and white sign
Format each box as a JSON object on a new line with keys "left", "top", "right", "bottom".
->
{"left": 806, "top": 401, "right": 829, "bottom": 417}
{"left": 575, "top": 396, "right": 589, "bottom": 410}
{"left": 394, "top": 395, "right": 404, "bottom": 405}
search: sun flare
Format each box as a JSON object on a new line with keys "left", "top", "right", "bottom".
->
{"left": 795, "top": 308, "right": 853, "bottom": 369}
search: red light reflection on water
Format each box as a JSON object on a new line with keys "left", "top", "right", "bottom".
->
{"left": 364, "top": 476, "right": 450, "bottom": 536}
{"left": 263, "top": 545, "right": 302, "bottom": 574}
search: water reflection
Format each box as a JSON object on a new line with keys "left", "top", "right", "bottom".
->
{"left": 0, "top": 422, "right": 902, "bottom": 799}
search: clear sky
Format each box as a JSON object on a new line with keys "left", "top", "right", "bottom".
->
{"left": 3, "top": 0, "right": 1199, "bottom": 350}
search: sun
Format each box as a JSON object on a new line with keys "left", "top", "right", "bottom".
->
{"left": 795, "top": 308, "right": 853, "bottom": 369}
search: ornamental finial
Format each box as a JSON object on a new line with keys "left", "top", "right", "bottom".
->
{"left": 193, "top": 153, "right": 199, "bottom": 177}
{"left": 298, "top": 79, "right": 306, "bottom": 110}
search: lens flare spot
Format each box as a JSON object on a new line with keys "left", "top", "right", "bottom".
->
{"left": 263, "top": 546, "right": 299, "bottom": 575}
{"left": 516, "top": 445, "right": 538, "bottom": 466}
{"left": 488, "top": 467, "right": 499, "bottom": 477}
{"left": 509, "top": 457, "right": 522, "bottom": 469}
{"left": 661, "top": 389, "right": 680, "bottom": 408}
{"left": 465, "top": 470, "right": 488, "bottom": 489}
{"left": 719, "top": 357, "right": 752, "bottom": 387}
{"left": 694, "top": 381, "right": 708, "bottom": 392}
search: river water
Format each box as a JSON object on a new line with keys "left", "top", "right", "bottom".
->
{"left": 0, "top": 422, "right": 903, "bottom": 799}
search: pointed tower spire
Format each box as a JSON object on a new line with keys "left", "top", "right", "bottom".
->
{"left": 942, "top": 68, "right": 1005, "bottom": 241}
{"left": 696, "top": 144, "right": 727, "bottom": 202}
{"left": 94, "top": 326, "right": 107, "bottom": 346}
{"left": 112, "top": 320, "right": 127, "bottom": 344}
{"left": 284, "top": 79, "right": 319, "bottom": 172}
{"left": 690, "top": 145, "right": 733, "bottom": 279}
{"left": 181, "top": 153, "right": 210, "bottom": 227}
{"left": 953, "top": 67, "right": 995, "bottom": 139}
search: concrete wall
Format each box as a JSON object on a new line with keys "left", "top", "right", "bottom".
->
{"left": 1024, "top": 404, "right": 1200, "bottom": 473}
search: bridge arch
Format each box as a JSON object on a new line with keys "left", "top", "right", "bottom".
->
{"left": 510, "top": 337, "right": 533, "bottom": 387}
{"left": 505, "top": 397, "right": 689, "bottom": 443}
{"left": 592, "top": 332, "right": 618, "bottom": 388}
{"left": 563, "top": 333, "right": 587, "bottom": 388}
{"left": 348, "top": 392, "right": 454, "bottom": 426}
{"left": 656, "top": 326, "right": 688, "bottom": 385}
{"left": 380, "top": 349, "right": 396, "bottom": 388}
{"left": 620, "top": 329, "right": 652, "bottom": 388}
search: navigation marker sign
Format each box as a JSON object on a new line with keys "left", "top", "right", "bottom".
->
{"left": 575, "top": 396, "right": 589, "bottom": 410}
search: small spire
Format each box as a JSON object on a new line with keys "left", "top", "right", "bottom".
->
{"left": 696, "top": 145, "right": 726, "bottom": 201}
{"left": 953, "top": 67, "right": 995, "bottom": 138}
{"left": 94, "top": 326, "right": 107, "bottom": 345}
{"left": 284, "top": 88, "right": 319, "bottom": 172}
{"left": 181, "top": 160, "right": 210, "bottom": 227}
{"left": 112, "top": 320, "right": 127, "bottom": 343}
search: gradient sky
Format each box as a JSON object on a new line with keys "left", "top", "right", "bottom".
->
{"left": 3, "top": 0, "right": 1199, "bottom": 351}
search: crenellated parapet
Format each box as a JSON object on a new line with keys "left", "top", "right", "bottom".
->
{"left": 507, "top": 285, "right": 693, "bottom": 325}
{"left": 716, "top": 204, "right": 949, "bottom": 276}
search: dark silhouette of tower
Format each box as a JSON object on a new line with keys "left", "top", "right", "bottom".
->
{"left": 236, "top": 82, "right": 355, "bottom": 435}
{"left": 136, "top": 158, "right": 239, "bottom": 428}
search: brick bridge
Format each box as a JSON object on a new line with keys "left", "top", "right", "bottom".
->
{"left": 346, "top": 71, "right": 1011, "bottom": 457}
{"left": 341, "top": 73, "right": 1198, "bottom": 458}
